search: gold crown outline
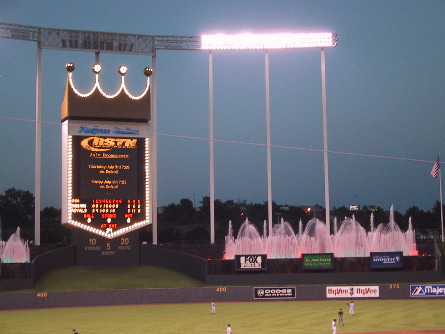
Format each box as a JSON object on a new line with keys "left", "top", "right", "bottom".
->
{"left": 61, "top": 63, "right": 153, "bottom": 123}
{"left": 65, "top": 63, "right": 152, "bottom": 99}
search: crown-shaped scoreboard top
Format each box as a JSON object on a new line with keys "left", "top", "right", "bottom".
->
{"left": 61, "top": 63, "right": 152, "bottom": 123}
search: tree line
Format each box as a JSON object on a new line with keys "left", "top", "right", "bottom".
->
{"left": 157, "top": 197, "right": 443, "bottom": 243}
{"left": 0, "top": 187, "right": 443, "bottom": 244}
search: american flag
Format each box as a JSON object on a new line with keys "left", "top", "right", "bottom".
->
{"left": 431, "top": 156, "right": 440, "bottom": 178}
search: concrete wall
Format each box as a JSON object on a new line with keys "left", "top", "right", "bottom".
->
{"left": 2, "top": 244, "right": 441, "bottom": 291}
{"left": 140, "top": 245, "right": 208, "bottom": 282}
{"left": 0, "top": 283, "right": 439, "bottom": 311}
{"left": 32, "top": 245, "right": 76, "bottom": 285}
{"left": 0, "top": 244, "right": 443, "bottom": 310}
{"left": 206, "top": 270, "right": 443, "bottom": 286}
{"left": 140, "top": 245, "right": 442, "bottom": 285}
{"left": 0, "top": 245, "right": 76, "bottom": 291}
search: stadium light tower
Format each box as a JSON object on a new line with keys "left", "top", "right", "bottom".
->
{"left": 0, "top": 23, "right": 337, "bottom": 245}
{"left": 201, "top": 32, "right": 338, "bottom": 239}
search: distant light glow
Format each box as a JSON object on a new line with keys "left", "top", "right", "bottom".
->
{"left": 143, "top": 67, "right": 153, "bottom": 77}
{"left": 65, "top": 62, "right": 75, "bottom": 72}
{"left": 118, "top": 65, "right": 128, "bottom": 75}
{"left": 201, "top": 33, "right": 338, "bottom": 50}
{"left": 92, "top": 64, "right": 102, "bottom": 74}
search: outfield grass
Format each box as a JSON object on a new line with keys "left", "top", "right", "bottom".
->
{"left": 1, "top": 299, "right": 445, "bottom": 334}
{"left": 0, "top": 265, "right": 205, "bottom": 293}
{"left": 32, "top": 265, "right": 206, "bottom": 291}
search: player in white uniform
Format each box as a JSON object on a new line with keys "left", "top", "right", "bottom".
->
{"left": 348, "top": 301, "right": 355, "bottom": 315}
{"left": 211, "top": 302, "right": 215, "bottom": 314}
{"left": 226, "top": 324, "right": 232, "bottom": 334}
{"left": 331, "top": 319, "right": 337, "bottom": 334}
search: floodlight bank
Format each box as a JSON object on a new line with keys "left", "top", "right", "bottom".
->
{"left": 201, "top": 33, "right": 338, "bottom": 50}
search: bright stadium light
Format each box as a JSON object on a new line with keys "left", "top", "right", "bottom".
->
{"left": 201, "top": 32, "right": 338, "bottom": 50}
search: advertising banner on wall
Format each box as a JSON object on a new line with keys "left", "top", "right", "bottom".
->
{"left": 326, "top": 286, "right": 379, "bottom": 298}
{"left": 302, "top": 253, "right": 334, "bottom": 270}
{"left": 235, "top": 255, "right": 267, "bottom": 271}
{"left": 254, "top": 287, "right": 296, "bottom": 299}
{"left": 410, "top": 285, "right": 445, "bottom": 297}
{"left": 370, "top": 252, "right": 403, "bottom": 269}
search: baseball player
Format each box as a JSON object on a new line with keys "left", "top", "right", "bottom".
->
{"left": 348, "top": 301, "right": 355, "bottom": 315}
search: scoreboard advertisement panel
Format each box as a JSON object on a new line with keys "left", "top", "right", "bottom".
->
{"left": 62, "top": 121, "right": 151, "bottom": 240}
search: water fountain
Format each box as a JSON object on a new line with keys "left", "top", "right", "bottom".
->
{"left": 300, "top": 218, "right": 333, "bottom": 256}
{"left": 269, "top": 220, "right": 296, "bottom": 258}
{"left": 224, "top": 205, "right": 418, "bottom": 259}
{"left": 334, "top": 216, "right": 369, "bottom": 257}
{"left": 368, "top": 207, "right": 418, "bottom": 256}
{"left": 0, "top": 227, "right": 30, "bottom": 263}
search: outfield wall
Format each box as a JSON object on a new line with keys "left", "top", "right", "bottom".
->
{"left": 140, "top": 244, "right": 207, "bottom": 282}
{"left": 1, "top": 243, "right": 442, "bottom": 292}
{"left": 0, "top": 283, "right": 443, "bottom": 311}
{"left": 0, "top": 245, "right": 76, "bottom": 291}
{"left": 139, "top": 245, "right": 443, "bottom": 285}
{"left": 0, "top": 244, "right": 444, "bottom": 310}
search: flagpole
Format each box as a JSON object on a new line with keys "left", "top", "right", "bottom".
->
{"left": 439, "top": 152, "right": 444, "bottom": 242}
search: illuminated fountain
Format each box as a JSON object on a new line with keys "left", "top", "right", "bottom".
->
{"left": 368, "top": 206, "right": 418, "bottom": 256}
{"left": 224, "top": 220, "right": 262, "bottom": 259}
{"left": 268, "top": 220, "right": 297, "bottom": 258}
{"left": 333, "top": 216, "right": 369, "bottom": 257}
{"left": 0, "top": 227, "right": 30, "bottom": 263}
{"left": 299, "top": 218, "right": 333, "bottom": 256}
{"left": 224, "top": 205, "right": 418, "bottom": 259}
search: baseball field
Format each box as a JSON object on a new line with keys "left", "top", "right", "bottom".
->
{"left": 1, "top": 299, "right": 445, "bottom": 334}
{"left": 1, "top": 266, "right": 445, "bottom": 334}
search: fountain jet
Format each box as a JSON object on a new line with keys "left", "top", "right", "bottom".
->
{"left": 224, "top": 206, "right": 418, "bottom": 259}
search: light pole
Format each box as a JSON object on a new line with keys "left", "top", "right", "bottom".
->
{"left": 202, "top": 33, "right": 338, "bottom": 237}
{"left": 321, "top": 47, "right": 331, "bottom": 234}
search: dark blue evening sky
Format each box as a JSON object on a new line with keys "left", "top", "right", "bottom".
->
{"left": 0, "top": 0, "right": 444, "bottom": 214}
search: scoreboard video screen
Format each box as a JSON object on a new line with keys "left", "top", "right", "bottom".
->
{"left": 64, "top": 125, "right": 151, "bottom": 239}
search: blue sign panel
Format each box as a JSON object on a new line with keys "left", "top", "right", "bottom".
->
{"left": 370, "top": 252, "right": 403, "bottom": 269}
{"left": 410, "top": 285, "right": 445, "bottom": 297}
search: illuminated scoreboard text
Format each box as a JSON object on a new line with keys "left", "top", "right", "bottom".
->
{"left": 68, "top": 135, "right": 149, "bottom": 238}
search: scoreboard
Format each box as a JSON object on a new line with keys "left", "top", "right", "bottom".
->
{"left": 62, "top": 121, "right": 151, "bottom": 240}
{"left": 60, "top": 63, "right": 152, "bottom": 264}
